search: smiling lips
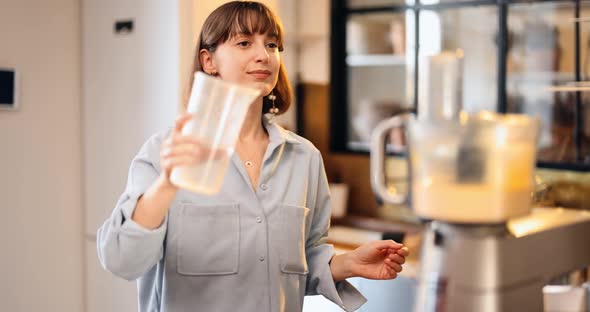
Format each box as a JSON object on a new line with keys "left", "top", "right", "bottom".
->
{"left": 248, "top": 70, "right": 271, "bottom": 80}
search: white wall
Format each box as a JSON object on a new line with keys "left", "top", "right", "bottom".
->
{"left": 0, "top": 0, "right": 83, "bottom": 311}
{"left": 82, "top": 0, "right": 180, "bottom": 240}
{"left": 82, "top": 1, "right": 181, "bottom": 311}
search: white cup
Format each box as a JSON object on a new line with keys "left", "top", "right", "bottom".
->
{"left": 170, "top": 72, "right": 261, "bottom": 194}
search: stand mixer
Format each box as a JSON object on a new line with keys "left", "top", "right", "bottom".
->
{"left": 414, "top": 209, "right": 590, "bottom": 312}
{"left": 370, "top": 112, "right": 590, "bottom": 311}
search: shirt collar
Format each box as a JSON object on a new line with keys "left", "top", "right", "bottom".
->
{"left": 263, "top": 116, "right": 301, "bottom": 145}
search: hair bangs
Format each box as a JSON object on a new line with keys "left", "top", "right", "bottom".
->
{"left": 227, "top": 4, "right": 284, "bottom": 49}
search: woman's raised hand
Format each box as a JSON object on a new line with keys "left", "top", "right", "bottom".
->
{"left": 160, "top": 113, "right": 205, "bottom": 180}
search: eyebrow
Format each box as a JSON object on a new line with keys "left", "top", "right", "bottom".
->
{"left": 231, "top": 32, "right": 279, "bottom": 40}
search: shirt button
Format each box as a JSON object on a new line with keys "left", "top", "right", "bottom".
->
{"left": 259, "top": 256, "right": 265, "bottom": 262}
{"left": 260, "top": 184, "right": 268, "bottom": 191}
{"left": 256, "top": 216, "right": 263, "bottom": 223}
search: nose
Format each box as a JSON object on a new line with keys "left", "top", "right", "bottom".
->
{"left": 254, "top": 43, "right": 270, "bottom": 63}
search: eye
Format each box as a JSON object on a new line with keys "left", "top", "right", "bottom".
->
{"left": 237, "top": 41, "right": 250, "bottom": 47}
{"left": 266, "top": 42, "right": 279, "bottom": 49}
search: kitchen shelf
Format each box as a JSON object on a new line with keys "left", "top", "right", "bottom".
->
{"left": 507, "top": 71, "right": 574, "bottom": 82}
{"left": 547, "top": 84, "right": 590, "bottom": 92}
{"left": 346, "top": 54, "right": 406, "bottom": 67}
{"left": 331, "top": 214, "right": 422, "bottom": 235}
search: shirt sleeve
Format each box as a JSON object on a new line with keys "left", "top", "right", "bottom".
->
{"left": 96, "top": 131, "right": 169, "bottom": 281}
{"left": 304, "top": 150, "right": 367, "bottom": 312}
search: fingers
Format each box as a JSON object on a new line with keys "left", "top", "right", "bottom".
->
{"left": 165, "top": 133, "right": 201, "bottom": 149}
{"left": 382, "top": 260, "right": 399, "bottom": 280}
{"left": 396, "top": 246, "right": 410, "bottom": 257}
{"left": 384, "top": 258, "right": 403, "bottom": 273}
{"left": 161, "top": 132, "right": 205, "bottom": 176}
{"left": 161, "top": 154, "right": 198, "bottom": 171}
{"left": 174, "top": 112, "right": 193, "bottom": 133}
{"left": 373, "top": 239, "right": 404, "bottom": 251}
{"left": 161, "top": 135, "right": 228, "bottom": 170}
{"left": 388, "top": 253, "right": 405, "bottom": 265}
{"left": 161, "top": 144, "right": 202, "bottom": 163}
{"left": 162, "top": 134, "right": 202, "bottom": 157}
{"left": 385, "top": 246, "right": 408, "bottom": 279}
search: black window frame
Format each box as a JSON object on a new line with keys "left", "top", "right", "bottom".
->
{"left": 329, "top": 0, "right": 590, "bottom": 172}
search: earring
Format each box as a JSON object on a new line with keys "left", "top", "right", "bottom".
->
{"left": 267, "top": 93, "right": 278, "bottom": 123}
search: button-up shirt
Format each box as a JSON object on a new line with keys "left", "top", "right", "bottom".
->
{"left": 97, "top": 118, "right": 367, "bottom": 312}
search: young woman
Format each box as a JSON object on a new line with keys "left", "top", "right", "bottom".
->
{"left": 97, "top": 2, "right": 409, "bottom": 311}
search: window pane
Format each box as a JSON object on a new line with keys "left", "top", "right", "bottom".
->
{"left": 417, "top": 7, "right": 499, "bottom": 115}
{"left": 346, "top": 12, "right": 412, "bottom": 150}
{"left": 507, "top": 1, "right": 590, "bottom": 164}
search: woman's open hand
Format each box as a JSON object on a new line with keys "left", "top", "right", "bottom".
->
{"left": 330, "top": 240, "right": 409, "bottom": 281}
{"left": 349, "top": 240, "right": 409, "bottom": 280}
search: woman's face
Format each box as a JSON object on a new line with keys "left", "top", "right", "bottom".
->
{"left": 209, "top": 33, "right": 281, "bottom": 96}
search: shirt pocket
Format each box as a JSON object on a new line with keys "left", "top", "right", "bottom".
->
{"left": 279, "top": 204, "right": 310, "bottom": 275}
{"left": 176, "top": 203, "right": 240, "bottom": 276}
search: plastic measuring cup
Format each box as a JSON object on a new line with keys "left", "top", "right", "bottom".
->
{"left": 170, "top": 71, "right": 261, "bottom": 194}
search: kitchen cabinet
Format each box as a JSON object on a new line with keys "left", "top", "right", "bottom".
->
{"left": 330, "top": 0, "right": 590, "bottom": 170}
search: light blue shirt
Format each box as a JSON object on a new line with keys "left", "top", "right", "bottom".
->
{"left": 97, "top": 118, "right": 367, "bottom": 312}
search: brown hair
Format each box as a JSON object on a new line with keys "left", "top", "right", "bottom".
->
{"left": 186, "top": 1, "right": 292, "bottom": 115}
